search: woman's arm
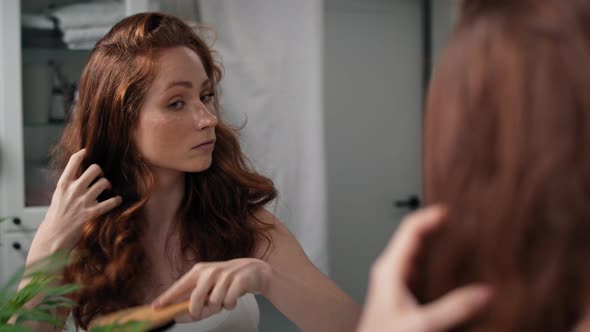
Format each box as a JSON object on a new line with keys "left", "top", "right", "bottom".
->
{"left": 10, "top": 233, "right": 73, "bottom": 331}
{"left": 153, "top": 209, "right": 361, "bottom": 331}
{"left": 9, "top": 149, "right": 122, "bottom": 331}
{"left": 253, "top": 209, "right": 361, "bottom": 332}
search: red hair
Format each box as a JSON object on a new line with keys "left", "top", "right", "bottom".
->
{"left": 52, "top": 13, "right": 277, "bottom": 329}
{"left": 416, "top": 0, "right": 590, "bottom": 330}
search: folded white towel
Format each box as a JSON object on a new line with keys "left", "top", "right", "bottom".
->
{"left": 21, "top": 13, "right": 55, "bottom": 30}
{"left": 51, "top": 1, "right": 124, "bottom": 30}
{"left": 67, "top": 41, "right": 97, "bottom": 50}
{"left": 63, "top": 26, "right": 111, "bottom": 44}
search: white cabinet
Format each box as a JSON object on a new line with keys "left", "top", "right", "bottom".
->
{"left": 0, "top": 0, "right": 152, "bottom": 285}
{"left": 1, "top": 232, "right": 35, "bottom": 287}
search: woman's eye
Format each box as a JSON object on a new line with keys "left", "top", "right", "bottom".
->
{"left": 168, "top": 100, "right": 185, "bottom": 110}
{"left": 200, "top": 92, "right": 215, "bottom": 103}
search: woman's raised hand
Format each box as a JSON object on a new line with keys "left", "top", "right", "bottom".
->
{"left": 38, "top": 148, "right": 123, "bottom": 253}
{"left": 356, "top": 206, "right": 492, "bottom": 332}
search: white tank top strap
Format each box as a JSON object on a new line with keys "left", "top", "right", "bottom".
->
{"left": 170, "top": 293, "right": 259, "bottom": 332}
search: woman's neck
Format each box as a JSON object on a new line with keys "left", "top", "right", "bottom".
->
{"left": 143, "top": 168, "right": 186, "bottom": 240}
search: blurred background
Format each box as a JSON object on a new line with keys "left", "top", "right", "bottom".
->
{"left": 0, "top": 0, "right": 455, "bottom": 330}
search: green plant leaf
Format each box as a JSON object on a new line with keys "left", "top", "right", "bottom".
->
{"left": 8, "top": 281, "right": 47, "bottom": 308}
{"left": 0, "top": 267, "right": 25, "bottom": 304}
{"left": 0, "top": 304, "right": 16, "bottom": 322}
{"left": 39, "top": 296, "right": 76, "bottom": 308}
{"left": 23, "top": 252, "right": 72, "bottom": 279}
{"left": 44, "top": 284, "right": 81, "bottom": 297}
{"left": 0, "top": 324, "right": 32, "bottom": 332}
{"left": 0, "top": 250, "right": 147, "bottom": 332}
{"left": 0, "top": 251, "right": 80, "bottom": 327}
{"left": 13, "top": 308, "right": 61, "bottom": 326}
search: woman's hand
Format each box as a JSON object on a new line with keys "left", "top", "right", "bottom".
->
{"left": 356, "top": 206, "right": 492, "bottom": 332}
{"left": 14, "top": 149, "right": 123, "bottom": 330}
{"left": 37, "top": 148, "right": 122, "bottom": 254}
{"left": 152, "top": 258, "right": 272, "bottom": 320}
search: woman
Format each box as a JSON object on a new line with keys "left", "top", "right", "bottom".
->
{"left": 359, "top": 0, "right": 590, "bottom": 331}
{"left": 20, "top": 12, "right": 360, "bottom": 331}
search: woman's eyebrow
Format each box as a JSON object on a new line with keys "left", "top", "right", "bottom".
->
{"left": 201, "top": 79, "right": 211, "bottom": 89}
{"left": 164, "top": 79, "right": 210, "bottom": 92}
{"left": 164, "top": 80, "right": 193, "bottom": 91}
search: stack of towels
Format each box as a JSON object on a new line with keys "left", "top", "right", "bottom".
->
{"left": 51, "top": 1, "right": 125, "bottom": 49}
{"left": 21, "top": 13, "right": 63, "bottom": 48}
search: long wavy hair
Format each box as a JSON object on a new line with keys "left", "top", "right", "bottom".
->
{"left": 415, "top": 0, "right": 590, "bottom": 331}
{"left": 51, "top": 13, "right": 277, "bottom": 329}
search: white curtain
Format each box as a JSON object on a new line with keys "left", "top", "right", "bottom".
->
{"left": 198, "top": 0, "right": 328, "bottom": 273}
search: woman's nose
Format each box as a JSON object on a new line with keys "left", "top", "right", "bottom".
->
{"left": 194, "top": 101, "right": 218, "bottom": 130}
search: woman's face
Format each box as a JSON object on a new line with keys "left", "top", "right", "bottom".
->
{"left": 133, "top": 46, "right": 218, "bottom": 174}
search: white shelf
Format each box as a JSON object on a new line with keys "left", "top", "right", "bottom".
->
{"left": 0, "top": 0, "right": 149, "bottom": 285}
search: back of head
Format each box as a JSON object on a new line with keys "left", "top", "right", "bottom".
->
{"left": 417, "top": 0, "right": 590, "bottom": 330}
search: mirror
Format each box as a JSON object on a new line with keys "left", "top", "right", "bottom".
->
{"left": 1, "top": 0, "right": 456, "bottom": 331}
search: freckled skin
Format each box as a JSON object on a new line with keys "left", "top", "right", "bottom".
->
{"left": 133, "top": 46, "right": 218, "bottom": 175}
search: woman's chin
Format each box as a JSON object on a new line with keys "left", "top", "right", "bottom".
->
{"left": 185, "top": 159, "right": 213, "bottom": 173}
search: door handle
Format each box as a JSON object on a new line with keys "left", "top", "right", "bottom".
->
{"left": 393, "top": 195, "right": 421, "bottom": 210}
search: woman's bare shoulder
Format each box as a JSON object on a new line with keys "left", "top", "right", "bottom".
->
{"left": 251, "top": 209, "right": 309, "bottom": 264}
{"left": 251, "top": 208, "right": 290, "bottom": 239}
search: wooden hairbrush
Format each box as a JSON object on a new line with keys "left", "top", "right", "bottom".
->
{"left": 88, "top": 300, "right": 189, "bottom": 331}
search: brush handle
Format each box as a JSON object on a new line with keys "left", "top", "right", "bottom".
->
{"left": 88, "top": 300, "right": 191, "bottom": 330}
{"left": 153, "top": 300, "right": 190, "bottom": 320}
{"left": 145, "top": 300, "right": 190, "bottom": 332}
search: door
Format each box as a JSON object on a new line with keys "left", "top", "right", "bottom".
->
{"left": 324, "top": 0, "right": 423, "bottom": 302}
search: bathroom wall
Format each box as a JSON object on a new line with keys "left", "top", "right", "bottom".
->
{"left": 258, "top": 0, "right": 456, "bottom": 331}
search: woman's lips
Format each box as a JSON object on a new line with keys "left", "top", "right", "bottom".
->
{"left": 193, "top": 139, "right": 215, "bottom": 150}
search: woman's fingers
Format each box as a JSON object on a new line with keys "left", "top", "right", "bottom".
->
{"left": 153, "top": 268, "right": 200, "bottom": 308}
{"left": 572, "top": 317, "right": 590, "bottom": 332}
{"left": 420, "top": 284, "right": 492, "bottom": 331}
{"left": 384, "top": 205, "right": 447, "bottom": 282}
{"left": 208, "top": 272, "right": 232, "bottom": 311}
{"left": 359, "top": 206, "right": 492, "bottom": 332}
{"left": 58, "top": 149, "right": 86, "bottom": 186}
{"left": 85, "top": 177, "right": 111, "bottom": 202}
{"left": 188, "top": 274, "right": 216, "bottom": 319}
{"left": 75, "top": 164, "right": 103, "bottom": 192}
{"left": 154, "top": 259, "right": 265, "bottom": 319}
{"left": 153, "top": 264, "right": 218, "bottom": 309}
{"left": 223, "top": 274, "right": 249, "bottom": 310}
{"left": 89, "top": 196, "right": 122, "bottom": 217}
{"left": 199, "top": 305, "right": 221, "bottom": 320}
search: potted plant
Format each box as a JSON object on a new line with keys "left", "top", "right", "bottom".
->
{"left": 0, "top": 219, "right": 147, "bottom": 332}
